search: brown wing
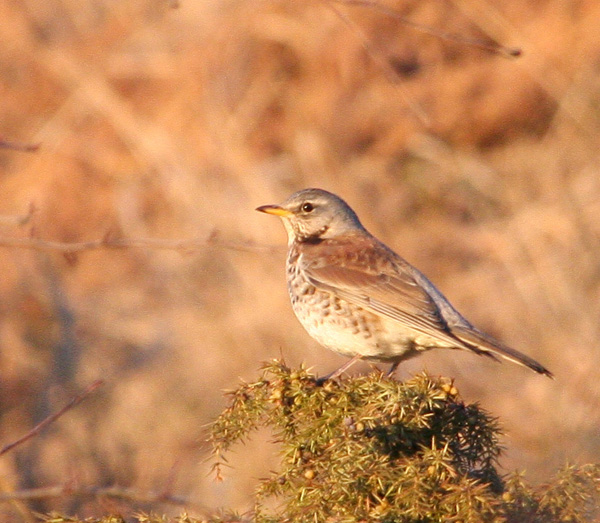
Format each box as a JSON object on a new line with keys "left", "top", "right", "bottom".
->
{"left": 300, "top": 236, "right": 469, "bottom": 349}
{"left": 301, "top": 235, "right": 552, "bottom": 377}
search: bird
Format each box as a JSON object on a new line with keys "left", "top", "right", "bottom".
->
{"left": 256, "top": 188, "right": 553, "bottom": 381}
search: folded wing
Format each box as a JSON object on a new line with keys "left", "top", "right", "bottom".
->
{"left": 302, "top": 237, "right": 552, "bottom": 377}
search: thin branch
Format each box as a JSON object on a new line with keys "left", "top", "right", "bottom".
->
{"left": 0, "top": 138, "right": 40, "bottom": 153}
{"left": 0, "top": 484, "right": 205, "bottom": 510}
{"left": 0, "top": 380, "right": 104, "bottom": 457}
{"left": 326, "top": 1, "right": 431, "bottom": 127}
{"left": 329, "top": 0, "right": 522, "bottom": 58}
{"left": 0, "top": 233, "right": 283, "bottom": 254}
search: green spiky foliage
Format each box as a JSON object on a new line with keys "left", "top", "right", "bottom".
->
{"left": 209, "top": 360, "right": 599, "bottom": 523}
{"left": 502, "top": 465, "right": 600, "bottom": 522}
{"left": 212, "top": 361, "right": 502, "bottom": 521}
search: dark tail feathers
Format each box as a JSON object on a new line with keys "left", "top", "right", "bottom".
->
{"left": 452, "top": 325, "right": 553, "bottom": 378}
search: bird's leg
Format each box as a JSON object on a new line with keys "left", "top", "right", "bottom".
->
{"left": 316, "top": 354, "right": 363, "bottom": 384}
{"left": 386, "top": 361, "right": 400, "bottom": 377}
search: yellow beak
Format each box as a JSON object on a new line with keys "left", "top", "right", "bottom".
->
{"left": 255, "top": 205, "right": 293, "bottom": 217}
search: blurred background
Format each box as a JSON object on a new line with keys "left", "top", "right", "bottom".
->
{"left": 0, "top": 0, "right": 599, "bottom": 520}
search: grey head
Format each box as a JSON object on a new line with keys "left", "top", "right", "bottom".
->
{"left": 256, "top": 188, "right": 366, "bottom": 243}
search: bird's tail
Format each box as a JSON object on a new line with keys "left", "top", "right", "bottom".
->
{"left": 452, "top": 325, "right": 553, "bottom": 378}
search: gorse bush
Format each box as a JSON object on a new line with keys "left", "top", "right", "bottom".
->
{"left": 209, "top": 360, "right": 599, "bottom": 523}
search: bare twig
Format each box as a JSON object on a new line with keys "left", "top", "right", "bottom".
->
{"left": 0, "top": 380, "right": 104, "bottom": 457}
{"left": 0, "top": 233, "right": 282, "bottom": 254}
{"left": 329, "top": 0, "right": 522, "bottom": 58}
{"left": 326, "top": 1, "right": 431, "bottom": 127}
{"left": 0, "top": 138, "right": 40, "bottom": 153}
{"left": 0, "top": 484, "right": 205, "bottom": 510}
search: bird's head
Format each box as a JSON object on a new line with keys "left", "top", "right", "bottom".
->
{"left": 256, "top": 188, "right": 365, "bottom": 243}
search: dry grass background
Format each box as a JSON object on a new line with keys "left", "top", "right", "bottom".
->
{"left": 0, "top": 0, "right": 599, "bottom": 520}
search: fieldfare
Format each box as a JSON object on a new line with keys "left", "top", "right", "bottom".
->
{"left": 257, "top": 188, "right": 552, "bottom": 380}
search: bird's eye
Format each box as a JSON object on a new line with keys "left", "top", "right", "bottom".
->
{"left": 301, "top": 202, "right": 314, "bottom": 213}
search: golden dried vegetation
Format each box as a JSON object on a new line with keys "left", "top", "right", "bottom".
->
{"left": 0, "top": 0, "right": 599, "bottom": 520}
